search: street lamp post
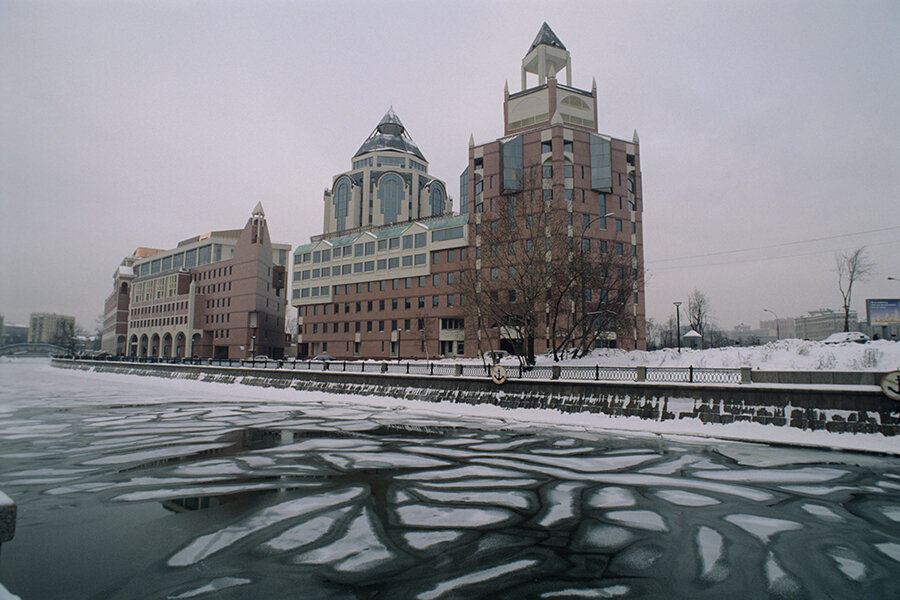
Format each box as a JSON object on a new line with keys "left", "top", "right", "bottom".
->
{"left": 673, "top": 302, "right": 682, "bottom": 352}
{"left": 764, "top": 308, "right": 780, "bottom": 340}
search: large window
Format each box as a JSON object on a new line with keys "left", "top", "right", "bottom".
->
{"left": 378, "top": 174, "right": 404, "bottom": 224}
{"left": 334, "top": 179, "right": 350, "bottom": 231}
{"left": 502, "top": 135, "right": 523, "bottom": 192}
{"left": 590, "top": 134, "right": 612, "bottom": 191}
{"left": 459, "top": 167, "right": 469, "bottom": 214}
{"left": 429, "top": 184, "right": 446, "bottom": 216}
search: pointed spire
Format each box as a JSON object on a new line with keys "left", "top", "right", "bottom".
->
{"left": 468, "top": 133, "right": 475, "bottom": 148}
{"left": 529, "top": 22, "right": 566, "bottom": 52}
{"left": 551, "top": 109, "right": 563, "bottom": 125}
{"left": 377, "top": 106, "right": 405, "bottom": 135}
{"left": 633, "top": 129, "right": 640, "bottom": 144}
{"left": 592, "top": 77, "right": 597, "bottom": 92}
{"left": 504, "top": 80, "right": 509, "bottom": 94}
{"left": 252, "top": 201, "right": 265, "bottom": 217}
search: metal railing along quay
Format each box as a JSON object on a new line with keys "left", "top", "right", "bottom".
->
{"left": 59, "top": 355, "right": 746, "bottom": 385}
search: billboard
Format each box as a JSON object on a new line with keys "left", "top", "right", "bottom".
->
{"left": 867, "top": 299, "right": 900, "bottom": 326}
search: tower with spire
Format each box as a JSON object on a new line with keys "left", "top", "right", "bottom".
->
{"left": 464, "top": 23, "right": 647, "bottom": 351}
{"left": 320, "top": 108, "right": 450, "bottom": 235}
{"left": 504, "top": 22, "right": 598, "bottom": 136}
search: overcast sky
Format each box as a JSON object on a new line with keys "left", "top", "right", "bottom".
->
{"left": 2, "top": 1, "right": 898, "bottom": 333}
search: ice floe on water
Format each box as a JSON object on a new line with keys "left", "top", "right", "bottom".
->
{"left": 263, "top": 507, "right": 352, "bottom": 552}
{"left": 827, "top": 546, "right": 867, "bottom": 582}
{"left": 878, "top": 504, "right": 900, "bottom": 522}
{"left": 800, "top": 503, "right": 844, "bottom": 522}
{"left": 694, "top": 466, "right": 849, "bottom": 483}
{"left": 874, "top": 542, "right": 900, "bottom": 562}
{"left": 168, "top": 487, "right": 366, "bottom": 566}
{"left": 765, "top": 551, "right": 802, "bottom": 596}
{"left": 167, "top": 577, "right": 251, "bottom": 599}
{"left": 411, "top": 487, "right": 534, "bottom": 510}
{"left": 571, "top": 522, "right": 635, "bottom": 552}
{"left": 605, "top": 510, "right": 668, "bottom": 532}
{"left": 294, "top": 508, "right": 394, "bottom": 573}
{"left": 724, "top": 514, "right": 803, "bottom": 544}
{"left": 654, "top": 489, "right": 719, "bottom": 506}
{"left": 415, "top": 558, "right": 540, "bottom": 600}
{"left": 396, "top": 504, "right": 515, "bottom": 528}
{"left": 585, "top": 486, "right": 636, "bottom": 508}
{"left": 540, "top": 585, "right": 630, "bottom": 598}
{"left": 402, "top": 530, "right": 465, "bottom": 551}
{"left": 696, "top": 526, "right": 727, "bottom": 582}
{"left": 535, "top": 482, "right": 584, "bottom": 528}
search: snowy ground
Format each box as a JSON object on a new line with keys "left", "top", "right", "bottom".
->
{"left": 1, "top": 360, "right": 899, "bottom": 599}
{"left": 488, "top": 339, "right": 900, "bottom": 372}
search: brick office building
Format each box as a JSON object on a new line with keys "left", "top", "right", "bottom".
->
{"left": 101, "top": 204, "right": 291, "bottom": 359}
{"left": 292, "top": 23, "right": 646, "bottom": 358}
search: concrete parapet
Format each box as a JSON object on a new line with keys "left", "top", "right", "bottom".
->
{"left": 51, "top": 358, "right": 899, "bottom": 437}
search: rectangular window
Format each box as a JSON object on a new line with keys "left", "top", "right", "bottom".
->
{"left": 433, "top": 274, "right": 440, "bottom": 286}
{"left": 402, "top": 255, "right": 413, "bottom": 267}
{"left": 542, "top": 164, "right": 552, "bottom": 179}
{"left": 377, "top": 259, "right": 387, "bottom": 270}
{"left": 322, "top": 249, "right": 331, "bottom": 261}
{"left": 432, "top": 251, "right": 439, "bottom": 264}
{"left": 501, "top": 135, "right": 522, "bottom": 192}
{"left": 198, "top": 245, "right": 211, "bottom": 266}
{"left": 402, "top": 235, "right": 413, "bottom": 249}
{"left": 389, "top": 257, "right": 399, "bottom": 269}
{"left": 389, "top": 237, "right": 400, "bottom": 249}
{"left": 353, "top": 262, "right": 363, "bottom": 273}
{"left": 590, "top": 134, "right": 612, "bottom": 190}
{"left": 365, "top": 241, "right": 375, "bottom": 255}
{"left": 354, "top": 244, "right": 364, "bottom": 257}
{"left": 414, "top": 253, "right": 426, "bottom": 265}
{"left": 378, "top": 239, "right": 387, "bottom": 251}
{"left": 364, "top": 261, "right": 374, "bottom": 272}
{"left": 616, "top": 219, "right": 623, "bottom": 232}
{"left": 432, "top": 296, "right": 439, "bottom": 308}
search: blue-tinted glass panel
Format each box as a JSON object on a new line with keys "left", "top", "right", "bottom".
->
{"left": 459, "top": 167, "right": 469, "bottom": 214}
{"left": 333, "top": 179, "right": 351, "bottom": 231}
{"left": 502, "top": 136, "right": 523, "bottom": 192}
{"left": 378, "top": 174, "right": 404, "bottom": 224}
{"left": 590, "top": 135, "right": 612, "bottom": 191}
{"left": 429, "top": 184, "right": 445, "bottom": 216}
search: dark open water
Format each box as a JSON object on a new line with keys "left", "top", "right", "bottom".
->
{"left": 0, "top": 360, "right": 898, "bottom": 599}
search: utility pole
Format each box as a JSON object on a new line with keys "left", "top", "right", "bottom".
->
{"left": 764, "top": 308, "right": 780, "bottom": 340}
{"left": 673, "top": 301, "right": 682, "bottom": 352}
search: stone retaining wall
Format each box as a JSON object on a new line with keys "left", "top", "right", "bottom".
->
{"left": 52, "top": 359, "right": 899, "bottom": 437}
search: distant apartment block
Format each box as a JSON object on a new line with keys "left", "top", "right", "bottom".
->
{"left": 795, "top": 309, "right": 859, "bottom": 341}
{"left": 101, "top": 204, "right": 291, "bottom": 359}
{"left": 28, "top": 313, "right": 75, "bottom": 345}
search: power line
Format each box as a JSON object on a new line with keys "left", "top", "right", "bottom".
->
{"left": 647, "top": 238, "right": 900, "bottom": 273}
{"left": 646, "top": 225, "right": 900, "bottom": 266}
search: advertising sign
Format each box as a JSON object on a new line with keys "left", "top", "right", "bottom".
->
{"left": 867, "top": 299, "right": 900, "bottom": 326}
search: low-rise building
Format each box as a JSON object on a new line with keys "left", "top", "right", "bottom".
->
{"left": 795, "top": 309, "right": 859, "bottom": 341}
{"left": 101, "top": 204, "right": 291, "bottom": 359}
{"left": 28, "top": 313, "right": 75, "bottom": 346}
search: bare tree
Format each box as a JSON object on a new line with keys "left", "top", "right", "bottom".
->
{"left": 457, "top": 174, "right": 633, "bottom": 365}
{"left": 835, "top": 247, "right": 874, "bottom": 332}
{"left": 686, "top": 288, "right": 710, "bottom": 344}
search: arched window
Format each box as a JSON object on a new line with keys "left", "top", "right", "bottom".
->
{"left": 378, "top": 174, "right": 404, "bottom": 224}
{"left": 429, "top": 184, "right": 445, "bottom": 216}
{"left": 333, "top": 179, "right": 351, "bottom": 231}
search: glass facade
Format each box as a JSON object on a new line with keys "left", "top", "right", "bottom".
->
{"left": 590, "top": 134, "right": 612, "bottom": 191}
{"left": 333, "top": 179, "right": 351, "bottom": 231}
{"left": 378, "top": 174, "right": 404, "bottom": 224}
{"left": 501, "top": 135, "right": 522, "bottom": 192}
{"left": 459, "top": 167, "right": 469, "bottom": 214}
{"left": 429, "top": 184, "right": 445, "bottom": 216}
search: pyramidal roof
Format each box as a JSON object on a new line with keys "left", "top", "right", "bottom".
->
{"left": 529, "top": 22, "right": 566, "bottom": 53}
{"left": 354, "top": 107, "right": 426, "bottom": 161}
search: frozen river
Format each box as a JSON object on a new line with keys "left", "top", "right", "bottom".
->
{"left": 1, "top": 360, "right": 898, "bottom": 599}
